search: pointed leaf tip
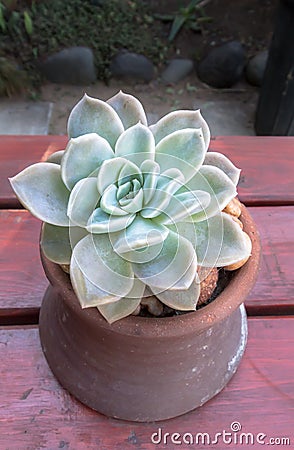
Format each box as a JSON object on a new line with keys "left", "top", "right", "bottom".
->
{"left": 67, "top": 94, "right": 124, "bottom": 148}
{"left": 150, "top": 109, "right": 210, "bottom": 150}
{"left": 107, "top": 91, "right": 148, "bottom": 129}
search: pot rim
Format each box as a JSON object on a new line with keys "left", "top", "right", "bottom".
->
{"left": 40, "top": 204, "right": 261, "bottom": 338}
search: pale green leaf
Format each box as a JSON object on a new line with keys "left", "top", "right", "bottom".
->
{"left": 9, "top": 162, "right": 69, "bottom": 226}
{"left": 156, "top": 190, "right": 211, "bottom": 225}
{"left": 156, "top": 168, "right": 185, "bottom": 194}
{"left": 150, "top": 276, "right": 200, "bottom": 310}
{"left": 72, "top": 234, "right": 134, "bottom": 298}
{"left": 204, "top": 152, "right": 241, "bottom": 185}
{"left": 174, "top": 212, "right": 252, "bottom": 267}
{"left": 117, "top": 241, "right": 164, "bottom": 264}
{"left": 67, "top": 94, "right": 124, "bottom": 148}
{"left": 70, "top": 254, "right": 121, "bottom": 308}
{"left": 117, "top": 181, "right": 132, "bottom": 200}
{"left": 41, "top": 223, "right": 72, "bottom": 264}
{"left": 97, "top": 296, "right": 140, "bottom": 324}
{"left": 69, "top": 225, "right": 90, "bottom": 248}
{"left": 100, "top": 184, "right": 128, "bottom": 216}
{"left": 117, "top": 159, "right": 143, "bottom": 186}
{"left": 87, "top": 208, "right": 136, "bottom": 233}
{"left": 112, "top": 216, "right": 169, "bottom": 254}
{"left": 61, "top": 133, "right": 114, "bottom": 190}
{"left": 132, "top": 230, "right": 197, "bottom": 290}
{"left": 141, "top": 168, "right": 185, "bottom": 218}
{"left": 67, "top": 177, "right": 100, "bottom": 227}
{"left": 140, "top": 159, "right": 160, "bottom": 205}
{"left": 97, "top": 157, "right": 127, "bottom": 194}
{"left": 118, "top": 188, "right": 144, "bottom": 214}
{"left": 115, "top": 122, "right": 155, "bottom": 166}
{"left": 184, "top": 165, "right": 237, "bottom": 222}
{"left": 150, "top": 109, "right": 210, "bottom": 150}
{"left": 155, "top": 128, "right": 206, "bottom": 182}
{"left": 97, "top": 278, "right": 145, "bottom": 323}
{"left": 41, "top": 223, "right": 88, "bottom": 264}
{"left": 46, "top": 150, "right": 65, "bottom": 165}
{"left": 107, "top": 91, "right": 148, "bottom": 129}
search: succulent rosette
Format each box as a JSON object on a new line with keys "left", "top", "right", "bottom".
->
{"left": 10, "top": 91, "right": 251, "bottom": 323}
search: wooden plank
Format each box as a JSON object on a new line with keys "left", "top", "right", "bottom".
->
{"left": 0, "top": 207, "right": 293, "bottom": 320}
{"left": 0, "top": 135, "right": 293, "bottom": 208}
{"left": 0, "top": 317, "right": 293, "bottom": 449}
{"left": 210, "top": 136, "right": 294, "bottom": 205}
{"left": 0, "top": 210, "right": 47, "bottom": 321}
{"left": 247, "top": 206, "right": 294, "bottom": 315}
{"left": 0, "top": 135, "right": 66, "bottom": 208}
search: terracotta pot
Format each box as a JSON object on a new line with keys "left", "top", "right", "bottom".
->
{"left": 39, "top": 204, "right": 261, "bottom": 422}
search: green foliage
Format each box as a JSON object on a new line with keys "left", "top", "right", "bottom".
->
{"left": 0, "top": 0, "right": 168, "bottom": 85}
{"left": 0, "top": 57, "right": 27, "bottom": 96}
{"left": 0, "top": 1, "right": 32, "bottom": 37}
{"left": 155, "top": 0, "right": 211, "bottom": 42}
{"left": 0, "top": 3, "right": 6, "bottom": 32}
{"left": 23, "top": 10, "right": 33, "bottom": 36}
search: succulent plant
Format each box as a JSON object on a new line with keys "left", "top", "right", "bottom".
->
{"left": 9, "top": 91, "right": 252, "bottom": 323}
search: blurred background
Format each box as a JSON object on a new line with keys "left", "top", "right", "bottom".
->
{"left": 0, "top": 0, "right": 293, "bottom": 136}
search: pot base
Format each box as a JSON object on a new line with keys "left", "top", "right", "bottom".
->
{"left": 39, "top": 285, "right": 247, "bottom": 422}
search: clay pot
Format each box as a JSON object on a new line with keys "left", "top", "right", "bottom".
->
{"left": 39, "top": 204, "right": 261, "bottom": 422}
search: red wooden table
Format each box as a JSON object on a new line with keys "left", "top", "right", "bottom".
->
{"left": 0, "top": 136, "right": 293, "bottom": 449}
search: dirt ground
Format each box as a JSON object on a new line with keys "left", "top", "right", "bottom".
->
{"left": 40, "top": 0, "right": 277, "bottom": 135}
{"left": 41, "top": 76, "right": 257, "bottom": 135}
{"left": 151, "top": 0, "right": 277, "bottom": 59}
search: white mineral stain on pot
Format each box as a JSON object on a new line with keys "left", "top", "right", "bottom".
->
{"left": 200, "top": 394, "right": 210, "bottom": 405}
{"left": 227, "top": 304, "right": 248, "bottom": 374}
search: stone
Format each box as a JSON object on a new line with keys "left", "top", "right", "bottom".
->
{"left": 246, "top": 50, "right": 268, "bottom": 87}
{"left": 161, "top": 58, "right": 194, "bottom": 84}
{"left": 197, "top": 41, "right": 246, "bottom": 88}
{"left": 109, "top": 51, "right": 154, "bottom": 83}
{"left": 40, "top": 47, "right": 96, "bottom": 85}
